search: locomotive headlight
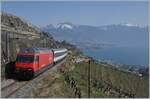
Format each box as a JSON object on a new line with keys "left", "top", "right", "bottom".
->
{"left": 27, "top": 68, "right": 32, "bottom": 71}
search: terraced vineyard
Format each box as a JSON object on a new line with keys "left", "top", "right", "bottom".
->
{"left": 67, "top": 61, "right": 149, "bottom": 98}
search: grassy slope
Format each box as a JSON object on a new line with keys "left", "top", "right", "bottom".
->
{"left": 30, "top": 73, "right": 75, "bottom": 98}
{"left": 68, "top": 61, "right": 149, "bottom": 98}
{"left": 28, "top": 54, "right": 76, "bottom": 98}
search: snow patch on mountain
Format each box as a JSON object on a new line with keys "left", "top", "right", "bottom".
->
{"left": 119, "top": 23, "right": 141, "bottom": 27}
{"left": 55, "top": 22, "right": 74, "bottom": 29}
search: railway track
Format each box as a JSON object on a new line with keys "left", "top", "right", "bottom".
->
{"left": 1, "top": 58, "right": 66, "bottom": 98}
{"left": 2, "top": 81, "right": 28, "bottom": 98}
{"left": 1, "top": 81, "right": 16, "bottom": 91}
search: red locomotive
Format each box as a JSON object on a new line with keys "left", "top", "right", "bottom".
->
{"left": 15, "top": 48, "right": 68, "bottom": 80}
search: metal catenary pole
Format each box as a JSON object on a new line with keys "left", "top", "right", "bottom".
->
{"left": 88, "top": 59, "right": 91, "bottom": 98}
{"left": 6, "top": 32, "right": 10, "bottom": 62}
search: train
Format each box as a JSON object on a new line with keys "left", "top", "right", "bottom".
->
{"left": 14, "top": 48, "right": 68, "bottom": 80}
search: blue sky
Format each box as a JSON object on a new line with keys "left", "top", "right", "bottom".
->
{"left": 1, "top": 1, "right": 148, "bottom": 27}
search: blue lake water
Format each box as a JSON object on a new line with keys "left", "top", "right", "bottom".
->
{"left": 82, "top": 47, "right": 149, "bottom": 67}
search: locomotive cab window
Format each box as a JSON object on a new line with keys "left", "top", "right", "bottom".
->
{"left": 16, "top": 56, "right": 34, "bottom": 63}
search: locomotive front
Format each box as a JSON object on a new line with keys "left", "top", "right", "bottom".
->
{"left": 15, "top": 48, "right": 41, "bottom": 80}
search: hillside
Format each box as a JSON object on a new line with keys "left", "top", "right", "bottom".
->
{"left": 68, "top": 60, "right": 149, "bottom": 98}
{"left": 1, "top": 12, "right": 41, "bottom": 34}
{"left": 1, "top": 12, "right": 77, "bottom": 79}
{"left": 27, "top": 53, "right": 149, "bottom": 98}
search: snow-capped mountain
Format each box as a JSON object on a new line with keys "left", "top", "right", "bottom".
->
{"left": 55, "top": 22, "right": 75, "bottom": 29}
{"left": 118, "top": 23, "right": 143, "bottom": 27}
{"left": 41, "top": 22, "right": 149, "bottom": 49}
{"left": 43, "top": 22, "right": 75, "bottom": 30}
{"left": 42, "top": 22, "right": 76, "bottom": 33}
{"left": 122, "top": 23, "right": 138, "bottom": 27}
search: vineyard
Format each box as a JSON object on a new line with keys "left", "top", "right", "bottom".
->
{"left": 66, "top": 61, "right": 149, "bottom": 98}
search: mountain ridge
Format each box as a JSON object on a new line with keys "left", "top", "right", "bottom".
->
{"left": 42, "top": 22, "right": 148, "bottom": 29}
{"left": 41, "top": 22, "right": 149, "bottom": 48}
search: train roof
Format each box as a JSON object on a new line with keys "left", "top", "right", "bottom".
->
{"left": 18, "top": 48, "right": 68, "bottom": 54}
{"left": 52, "top": 48, "right": 67, "bottom": 51}
{"left": 52, "top": 48, "right": 68, "bottom": 53}
{"left": 19, "top": 48, "right": 52, "bottom": 54}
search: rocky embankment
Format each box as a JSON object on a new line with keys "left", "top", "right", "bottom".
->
{"left": 1, "top": 12, "right": 41, "bottom": 34}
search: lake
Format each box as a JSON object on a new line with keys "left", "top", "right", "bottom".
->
{"left": 82, "top": 47, "right": 149, "bottom": 67}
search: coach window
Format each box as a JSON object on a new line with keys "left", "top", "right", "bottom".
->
{"left": 55, "top": 52, "right": 66, "bottom": 57}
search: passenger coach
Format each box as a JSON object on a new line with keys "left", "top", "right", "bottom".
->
{"left": 53, "top": 48, "right": 68, "bottom": 63}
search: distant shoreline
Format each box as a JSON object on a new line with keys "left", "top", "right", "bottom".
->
{"left": 81, "top": 47, "right": 148, "bottom": 67}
